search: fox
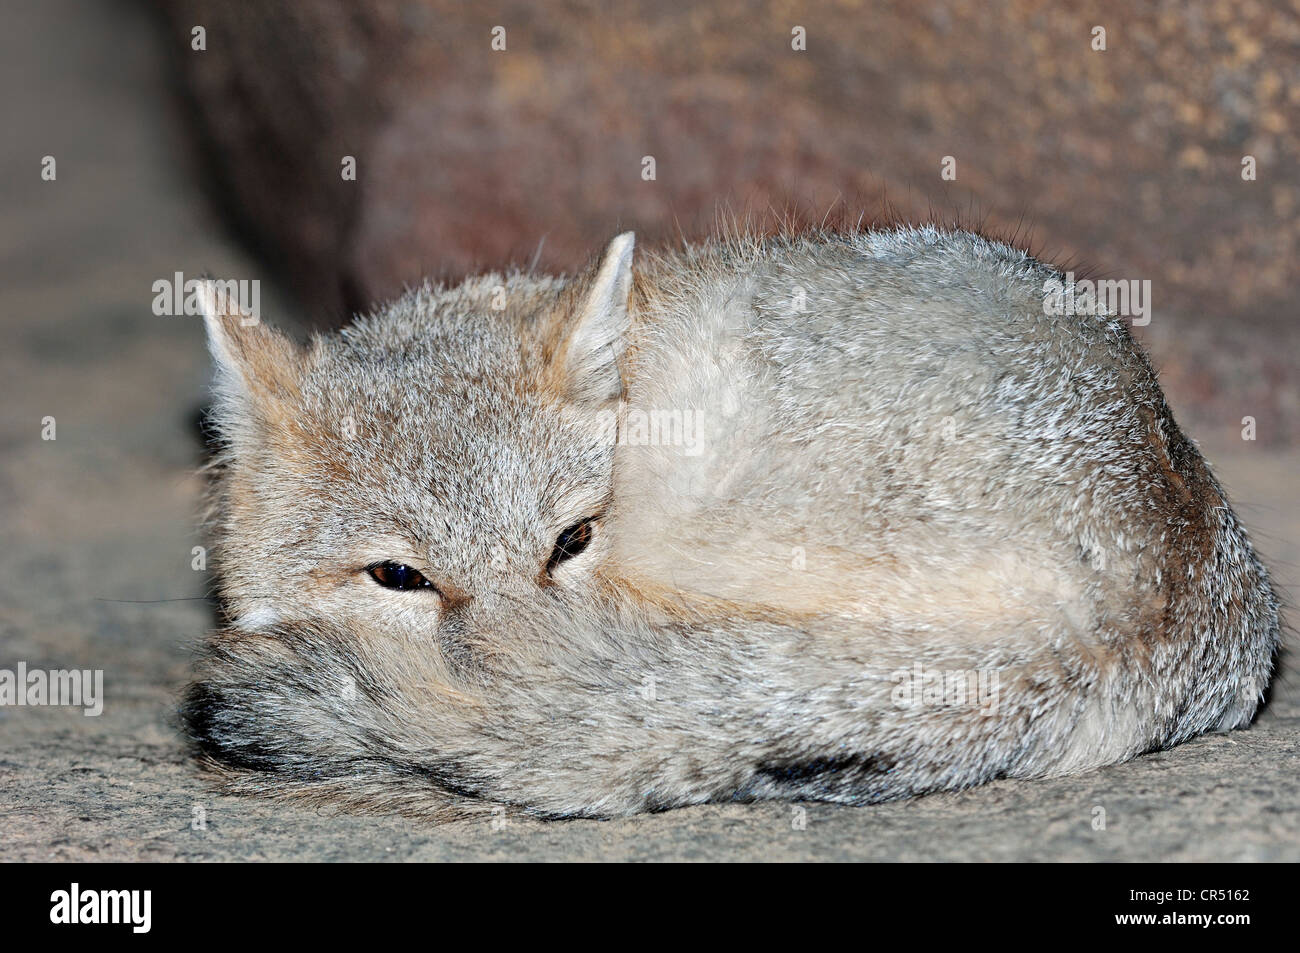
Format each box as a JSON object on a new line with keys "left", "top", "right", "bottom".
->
{"left": 184, "top": 225, "right": 1280, "bottom": 818}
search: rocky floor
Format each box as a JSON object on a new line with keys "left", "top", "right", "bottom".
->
{"left": 0, "top": 0, "right": 1295, "bottom": 861}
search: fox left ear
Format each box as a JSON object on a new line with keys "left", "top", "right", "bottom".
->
{"left": 199, "top": 280, "right": 303, "bottom": 408}
{"left": 551, "top": 232, "right": 635, "bottom": 405}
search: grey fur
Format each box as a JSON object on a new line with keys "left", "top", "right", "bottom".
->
{"left": 185, "top": 226, "right": 1279, "bottom": 818}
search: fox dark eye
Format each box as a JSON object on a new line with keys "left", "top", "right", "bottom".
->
{"left": 547, "top": 518, "right": 596, "bottom": 573}
{"left": 368, "top": 561, "right": 434, "bottom": 591}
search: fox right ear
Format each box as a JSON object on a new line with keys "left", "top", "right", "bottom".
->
{"left": 199, "top": 280, "right": 302, "bottom": 405}
{"left": 546, "top": 232, "right": 635, "bottom": 405}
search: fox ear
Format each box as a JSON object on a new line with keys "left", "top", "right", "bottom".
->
{"left": 199, "top": 280, "right": 302, "bottom": 406}
{"left": 551, "top": 232, "right": 635, "bottom": 405}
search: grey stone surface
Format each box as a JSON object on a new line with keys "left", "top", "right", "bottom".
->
{"left": 0, "top": 0, "right": 1295, "bottom": 861}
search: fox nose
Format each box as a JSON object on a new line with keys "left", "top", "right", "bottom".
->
{"left": 434, "top": 580, "right": 473, "bottom": 611}
{"left": 441, "top": 581, "right": 532, "bottom": 618}
{"left": 436, "top": 584, "right": 540, "bottom": 668}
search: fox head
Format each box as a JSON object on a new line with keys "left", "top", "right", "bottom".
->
{"left": 198, "top": 234, "right": 637, "bottom": 678}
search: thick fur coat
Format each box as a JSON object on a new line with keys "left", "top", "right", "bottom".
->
{"left": 184, "top": 226, "right": 1279, "bottom": 818}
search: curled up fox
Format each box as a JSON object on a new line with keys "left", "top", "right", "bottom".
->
{"left": 184, "top": 226, "right": 1279, "bottom": 818}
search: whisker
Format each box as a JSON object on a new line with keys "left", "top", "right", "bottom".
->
{"left": 95, "top": 597, "right": 212, "bottom": 604}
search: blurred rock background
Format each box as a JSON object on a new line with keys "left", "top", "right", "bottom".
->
{"left": 159, "top": 0, "right": 1300, "bottom": 444}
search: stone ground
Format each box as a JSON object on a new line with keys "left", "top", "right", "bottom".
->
{"left": 0, "top": 0, "right": 1296, "bottom": 861}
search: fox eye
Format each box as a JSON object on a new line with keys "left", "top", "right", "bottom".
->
{"left": 368, "top": 561, "right": 434, "bottom": 591}
{"left": 547, "top": 518, "right": 596, "bottom": 573}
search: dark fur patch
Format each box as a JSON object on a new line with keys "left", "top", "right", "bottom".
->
{"left": 181, "top": 681, "right": 284, "bottom": 772}
{"left": 756, "top": 753, "right": 893, "bottom": 784}
{"left": 747, "top": 752, "right": 898, "bottom": 801}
